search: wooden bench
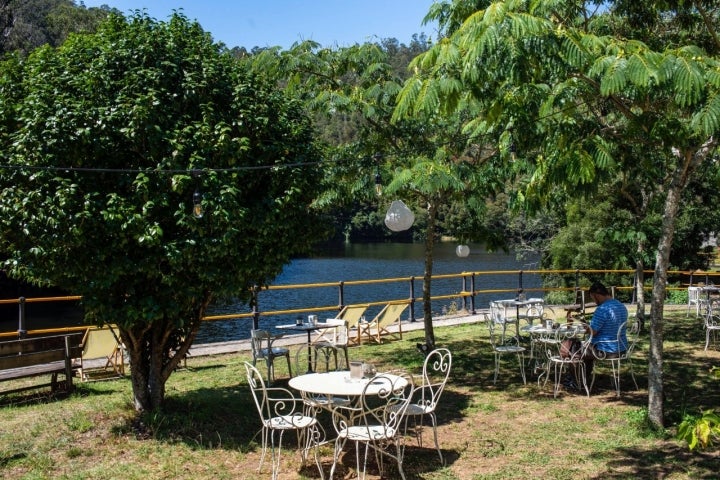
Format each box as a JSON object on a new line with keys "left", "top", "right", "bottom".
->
{"left": 0, "top": 333, "right": 84, "bottom": 395}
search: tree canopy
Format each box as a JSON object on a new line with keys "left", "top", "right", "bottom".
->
{"left": 396, "top": 0, "right": 720, "bottom": 427}
{"left": 0, "top": 12, "right": 323, "bottom": 410}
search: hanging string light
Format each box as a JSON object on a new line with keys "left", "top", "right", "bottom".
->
{"left": 192, "top": 170, "right": 203, "bottom": 219}
{"left": 373, "top": 152, "right": 383, "bottom": 196}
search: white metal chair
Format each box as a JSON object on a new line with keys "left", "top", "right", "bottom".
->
{"left": 243, "top": 362, "right": 324, "bottom": 480}
{"left": 250, "top": 329, "right": 292, "bottom": 384}
{"left": 589, "top": 319, "right": 640, "bottom": 397}
{"left": 403, "top": 348, "right": 452, "bottom": 464}
{"left": 329, "top": 371, "right": 415, "bottom": 480}
{"left": 547, "top": 324, "right": 591, "bottom": 398}
{"left": 488, "top": 300, "right": 518, "bottom": 343}
{"left": 688, "top": 286, "right": 702, "bottom": 317}
{"left": 485, "top": 314, "right": 526, "bottom": 385}
{"left": 705, "top": 313, "right": 720, "bottom": 351}
{"left": 311, "top": 318, "right": 350, "bottom": 369}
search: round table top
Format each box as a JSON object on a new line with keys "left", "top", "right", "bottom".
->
{"left": 289, "top": 371, "right": 407, "bottom": 397}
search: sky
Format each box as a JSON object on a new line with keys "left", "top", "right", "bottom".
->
{"left": 80, "top": 1, "right": 437, "bottom": 50}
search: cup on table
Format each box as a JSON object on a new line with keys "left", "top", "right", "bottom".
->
{"left": 545, "top": 320, "right": 554, "bottom": 330}
{"left": 308, "top": 314, "right": 318, "bottom": 325}
{"left": 350, "top": 361, "right": 363, "bottom": 379}
{"left": 296, "top": 316, "right": 303, "bottom": 326}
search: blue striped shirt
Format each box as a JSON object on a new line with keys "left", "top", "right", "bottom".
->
{"left": 590, "top": 298, "right": 628, "bottom": 353}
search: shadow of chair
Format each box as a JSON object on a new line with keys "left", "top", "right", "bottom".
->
{"left": 243, "top": 362, "right": 323, "bottom": 480}
{"left": 358, "top": 303, "right": 408, "bottom": 344}
{"left": 250, "top": 329, "right": 292, "bottom": 384}
{"left": 78, "top": 325, "right": 125, "bottom": 381}
{"left": 403, "top": 347, "right": 452, "bottom": 464}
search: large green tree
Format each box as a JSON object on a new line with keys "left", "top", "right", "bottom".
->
{"left": 252, "top": 40, "right": 506, "bottom": 348}
{"left": 0, "top": 13, "right": 323, "bottom": 411}
{"left": 397, "top": 0, "right": 720, "bottom": 427}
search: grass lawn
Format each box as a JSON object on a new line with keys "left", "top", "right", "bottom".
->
{"left": 0, "top": 309, "right": 718, "bottom": 479}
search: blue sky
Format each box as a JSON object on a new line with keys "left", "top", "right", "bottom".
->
{"left": 80, "top": 1, "right": 437, "bottom": 50}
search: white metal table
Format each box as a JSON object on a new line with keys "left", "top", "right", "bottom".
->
{"left": 277, "top": 322, "right": 331, "bottom": 373}
{"left": 289, "top": 371, "right": 408, "bottom": 404}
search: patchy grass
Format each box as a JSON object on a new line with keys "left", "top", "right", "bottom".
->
{"left": 1, "top": 310, "right": 718, "bottom": 479}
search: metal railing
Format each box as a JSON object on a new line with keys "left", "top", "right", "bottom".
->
{"left": 0, "top": 268, "right": 714, "bottom": 339}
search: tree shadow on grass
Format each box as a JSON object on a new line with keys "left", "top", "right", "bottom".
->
{"left": 589, "top": 443, "right": 719, "bottom": 479}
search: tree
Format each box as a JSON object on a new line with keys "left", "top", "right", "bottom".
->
{"left": 252, "top": 39, "right": 507, "bottom": 348}
{"left": 396, "top": 0, "right": 720, "bottom": 428}
{"left": 0, "top": 13, "right": 323, "bottom": 411}
{"left": 0, "top": 0, "right": 111, "bottom": 56}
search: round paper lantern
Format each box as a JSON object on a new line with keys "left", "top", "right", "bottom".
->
{"left": 384, "top": 200, "right": 415, "bottom": 232}
{"left": 456, "top": 245, "right": 470, "bottom": 257}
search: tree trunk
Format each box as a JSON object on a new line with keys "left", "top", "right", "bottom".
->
{"left": 648, "top": 146, "right": 707, "bottom": 428}
{"left": 635, "top": 256, "right": 645, "bottom": 331}
{"left": 423, "top": 200, "right": 437, "bottom": 348}
{"left": 122, "top": 303, "right": 206, "bottom": 412}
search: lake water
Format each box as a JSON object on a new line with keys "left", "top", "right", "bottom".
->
{"left": 196, "top": 242, "right": 540, "bottom": 343}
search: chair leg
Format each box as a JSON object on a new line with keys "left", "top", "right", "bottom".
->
{"left": 518, "top": 353, "right": 527, "bottom": 384}
{"left": 286, "top": 353, "right": 293, "bottom": 379}
{"left": 493, "top": 353, "right": 500, "bottom": 384}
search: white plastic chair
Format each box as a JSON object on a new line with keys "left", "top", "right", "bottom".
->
{"left": 329, "top": 372, "right": 415, "bottom": 480}
{"left": 250, "top": 329, "right": 292, "bottom": 384}
{"left": 485, "top": 313, "right": 526, "bottom": 385}
{"left": 589, "top": 319, "right": 640, "bottom": 397}
{"left": 403, "top": 348, "right": 452, "bottom": 463}
{"left": 243, "top": 362, "right": 324, "bottom": 480}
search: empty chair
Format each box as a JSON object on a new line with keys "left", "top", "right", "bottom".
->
{"left": 250, "top": 329, "right": 292, "bottom": 384}
{"left": 705, "top": 313, "right": 720, "bottom": 350}
{"left": 311, "top": 318, "right": 350, "bottom": 369}
{"left": 294, "top": 342, "right": 346, "bottom": 374}
{"left": 330, "top": 371, "right": 415, "bottom": 480}
{"left": 485, "top": 314, "right": 526, "bottom": 385}
{"left": 77, "top": 325, "right": 125, "bottom": 381}
{"left": 488, "top": 300, "right": 518, "bottom": 343}
{"left": 332, "top": 304, "right": 370, "bottom": 346}
{"left": 243, "top": 362, "right": 323, "bottom": 480}
{"left": 359, "top": 303, "right": 408, "bottom": 344}
{"left": 688, "top": 286, "right": 702, "bottom": 317}
{"left": 403, "top": 348, "right": 452, "bottom": 463}
{"left": 589, "top": 319, "right": 640, "bottom": 396}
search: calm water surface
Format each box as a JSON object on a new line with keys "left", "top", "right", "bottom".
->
{"left": 197, "top": 242, "right": 540, "bottom": 343}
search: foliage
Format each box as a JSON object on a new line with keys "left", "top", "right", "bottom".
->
{"left": 397, "top": 0, "right": 720, "bottom": 429}
{"left": 0, "top": 12, "right": 323, "bottom": 411}
{"left": 677, "top": 367, "right": 720, "bottom": 451}
{"left": 0, "top": 0, "right": 112, "bottom": 56}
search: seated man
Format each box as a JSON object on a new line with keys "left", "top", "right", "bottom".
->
{"left": 584, "top": 282, "right": 628, "bottom": 375}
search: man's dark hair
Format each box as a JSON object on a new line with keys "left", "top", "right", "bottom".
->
{"left": 588, "top": 282, "right": 609, "bottom": 295}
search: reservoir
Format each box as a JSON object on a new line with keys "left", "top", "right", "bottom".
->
{"left": 197, "top": 242, "right": 540, "bottom": 343}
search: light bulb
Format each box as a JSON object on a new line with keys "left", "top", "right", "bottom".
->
{"left": 192, "top": 189, "right": 203, "bottom": 219}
